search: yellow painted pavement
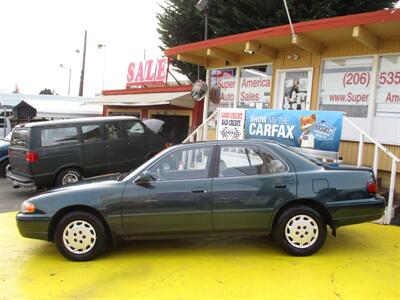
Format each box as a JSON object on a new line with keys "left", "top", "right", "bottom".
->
{"left": 0, "top": 212, "right": 399, "bottom": 300}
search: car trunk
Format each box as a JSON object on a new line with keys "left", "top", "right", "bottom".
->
{"left": 9, "top": 128, "right": 32, "bottom": 175}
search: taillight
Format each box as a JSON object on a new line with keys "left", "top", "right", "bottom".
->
{"left": 25, "top": 151, "right": 38, "bottom": 163}
{"left": 367, "top": 182, "right": 377, "bottom": 194}
{"left": 164, "top": 143, "right": 172, "bottom": 149}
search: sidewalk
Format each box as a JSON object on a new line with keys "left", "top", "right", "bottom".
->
{"left": 0, "top": 211, "right": 399, "bottom": 299}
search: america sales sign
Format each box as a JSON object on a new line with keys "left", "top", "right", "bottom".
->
{"left": 126, "top": 57, "right": 169, "bottom": 87}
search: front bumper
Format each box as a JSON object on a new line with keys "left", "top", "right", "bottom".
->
{"left": 7, "top": 171, "right": 35, "bottom": 188}
{"left": 16, "top": 213, "right": 51, "bottom": 241}
{"left": 327, "top": 196, "right": 385, "bottom": 228}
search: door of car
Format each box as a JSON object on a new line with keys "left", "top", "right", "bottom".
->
{"left": 104, "top": 122, "right": 130, "bottom": 172}
{"left": 211, "top": 144, "right": 297, "bottom": 231}
{"left": 122, "top": 144, "right": 215, "bottom": 235}
{"left": 121, "top": 120, "right": 148, "bottom": 170}
{"left": 80, "top": 124, "right": 108, "bottom": 177}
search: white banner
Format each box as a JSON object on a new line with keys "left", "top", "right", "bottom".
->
{"left": 239, "top": 67, "right": 272, "bottom": 104}
{"left": 217, "top": 108, "right": 245, "bottom": 140}
{"left": 376, "top": 55, "right": 400, "bottom": 116}
{"left": 320, "top": 59, "right": 372, "bottom": 107}
{"left": 210, "top": 69, "right": 236, "bottom": 105}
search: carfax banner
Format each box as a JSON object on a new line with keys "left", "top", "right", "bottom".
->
{"left": 245, "top": 109, "right": 343, "bottom": 153}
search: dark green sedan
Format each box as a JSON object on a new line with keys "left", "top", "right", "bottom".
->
{"left": 17, "top": 140, "right": 385, "bottom": 261}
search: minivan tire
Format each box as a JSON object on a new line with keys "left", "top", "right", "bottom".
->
{"left": 56, "top": 168, "right": 83, "bottom": 187}
{"left": 273, "top": 205, "right": 327, "bottom": 256}
{"left": 55, "top": 211, "right": 107, "bottom": 261}
{"left": 0, "top": 159, "right": 10, "bottom": 177}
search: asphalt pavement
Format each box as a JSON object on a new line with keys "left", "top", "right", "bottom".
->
{"left": 0, "top": 177, "right": 36, "bottom": 213}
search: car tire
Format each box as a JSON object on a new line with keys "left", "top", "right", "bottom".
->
{"left": 0, "top": 159, "right": 10, "bottom": 177}
{"left": 55, "top": 211, "right": 107, "bottom": 261}
{"left": 273, "top": 205, "right": 327, "bottom": 256}
{"left": 56, "top": 168, "right": 82, "bottom": 187}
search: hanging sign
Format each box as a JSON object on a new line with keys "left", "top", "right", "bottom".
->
{"left": 217, "top": 108, "right": 245, "bottom": 140}
{"left": 126, "top": 58, "right": 169, "bottom": 87}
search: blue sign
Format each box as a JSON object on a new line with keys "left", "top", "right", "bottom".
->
{"left": 245, "top": 109, "right": 343, "bottom": 153}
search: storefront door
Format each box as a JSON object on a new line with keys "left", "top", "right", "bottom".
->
{"left": 274, "top": 68, "right": 313, "bottom": 110}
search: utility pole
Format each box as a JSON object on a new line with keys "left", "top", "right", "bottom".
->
{"left": 79, "top": 30, "right": 87, "bottom": 97}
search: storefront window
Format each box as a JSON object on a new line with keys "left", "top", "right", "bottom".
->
{"left": 208, "top": 68, "right": 236, "bottom": 116}
{"left": 238, "top": 65, "right": 272, "bottom": 109}
{"left": 376, "top": 55, "right": 400, "bottom": 118}
{"left": 319, "top": 57, "right": 373, "bottom": 118}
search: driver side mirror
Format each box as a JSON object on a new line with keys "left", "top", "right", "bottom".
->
{"left": 134, "top": 171, "right": 158, "bottom": 186}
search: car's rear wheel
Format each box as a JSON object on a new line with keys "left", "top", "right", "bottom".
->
{"left": 55, "top": 211, "right": 107, "bottom": 261}
{"left": 56, "top": 168, "right": 82, "bottom": 187}
{"left": 0, "top": 159, "right": 10, "bottom": 177}
{"left": 273, "top": 205, "right": 327, "bottom": 256}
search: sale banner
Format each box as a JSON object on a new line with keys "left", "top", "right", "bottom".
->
{"left": 245, "top": 109, "right": 343, "bottom": 155}
{"left": 217, "top": 108, "right": 246, "bottom": 140}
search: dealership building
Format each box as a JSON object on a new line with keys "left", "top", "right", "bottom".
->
{"left": 164, "top": 9, "right": 400, "bottom": 199}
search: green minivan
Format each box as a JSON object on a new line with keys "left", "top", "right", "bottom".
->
{"left": 7, "top": 116, "right": 166, "bottom": 188}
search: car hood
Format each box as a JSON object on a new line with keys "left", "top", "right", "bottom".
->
{"left": 0, "top": 139, "right": 9, "bottom": 149}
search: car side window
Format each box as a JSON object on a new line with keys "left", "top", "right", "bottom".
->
{"left": 41, "top": 127, "right": 79, "bottom": 147}
{"left": 147, "top": 146, "right": 212, "bottom": 181}
{"left": 123, "top": 121, "right": 145, "bottom": 137}
{"left": 219, "top": 145, "right": 287, "bottom": 177}
{"left": 105, "top": 123, "right": 122, "bottom": 140}
{"left": 81, "top": 125, "right": 102, "bottom": 142}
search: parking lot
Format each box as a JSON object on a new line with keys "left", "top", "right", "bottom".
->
{"left": 1, "top": 206, "right": 399, "bottom": 299}
{"left": 0, "top": 178, "right": 36, "bottom": 213}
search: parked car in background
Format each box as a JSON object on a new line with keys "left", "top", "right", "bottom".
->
{"left": 0, "top": 116, "right": 12, "bottom": 139}
{"left": 7, "top": 116, "right": 166, "bottom": 188}
{"left": 16, "top": 140, "right": 384, "bottom": 261}
{"left": 0, "top": 132, "right": 11, "bottom": 177}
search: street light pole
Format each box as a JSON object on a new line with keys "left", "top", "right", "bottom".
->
{"left": 78, "top": 30, "right": 87, "bottom": 97}
{"left": 59, "top": 64, "right": 72, "bottom": 96}
{"left": 97, "top": 43, "right": 106, "bottom": 91}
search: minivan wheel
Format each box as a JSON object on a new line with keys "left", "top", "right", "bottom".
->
{"left": 56, "top": 168, "right": 82, "bottom": 187}
{"left": 55, "top": 211, "right": 107, "bottom": 261}
{"left": 273, "top": 206, "right": 327, "bottom": 256}
{"left": 0, "top": 159, "right": 10, "bottom": 177}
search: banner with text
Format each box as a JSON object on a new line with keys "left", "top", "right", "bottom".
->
{"left": 245, "top": 109, "right": 343, "bottom": 154}
{"left": 217, "top": 108, "right": 246, "bottom": 140}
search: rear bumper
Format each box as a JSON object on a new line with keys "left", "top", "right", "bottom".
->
{"left": 16, "top": 213, "right": 51, "bottom": 241}
{"left": 7, "top": 171, "right": 35, "bottom": 188}
{"left": 327, "top": 196, "right": 385, "bottom": 227}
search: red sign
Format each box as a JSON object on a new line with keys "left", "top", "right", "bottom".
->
{"left": 126, "top": 58, "right": 169, "bottom": 87}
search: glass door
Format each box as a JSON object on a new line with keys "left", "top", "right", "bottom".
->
{"left": 274, "top": 68, "right": 313, "bottom": 110}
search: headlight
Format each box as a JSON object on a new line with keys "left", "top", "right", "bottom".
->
{"left": 21, "top": 201, "right": 36, "bottom": 213}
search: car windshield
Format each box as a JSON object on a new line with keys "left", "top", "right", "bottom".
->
{"left": 119, "top": 146, "right": 173, "bottom": 181}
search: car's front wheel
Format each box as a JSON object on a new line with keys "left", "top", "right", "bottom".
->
{"left": 273, "top": 205, "right": 327, "bottom": 256}
{"left": 55, "top": 211, "right": 107, "bottom": 261}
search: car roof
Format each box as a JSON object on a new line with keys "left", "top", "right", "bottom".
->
{"left": 14, "top": 116, "right": 138, "bottom": 128}
{"left": 183, "top": 139, "right": 280, "bottom": 146}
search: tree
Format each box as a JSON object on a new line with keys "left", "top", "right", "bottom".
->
{"left": 157, "top": 0, "right": 395, "bottom": 81}
{"left": 39, "top": 88, "right": 56, "bottom": 95}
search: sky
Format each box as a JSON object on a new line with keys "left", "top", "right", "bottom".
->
{"left": 0, "top": 1, "right": 399, "bottom": 98}
{"left": 0, "top": 0, "right": 179, "bottom": 97}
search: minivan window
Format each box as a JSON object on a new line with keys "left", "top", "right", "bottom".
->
{"left": 105, "top": 123, "right": 122, "bottom": 139}
{"left": 41, "top": 127, "right": 79, "bottom": 147}
{"left": 11, "top": 129, "right": 28, "bottom": 147}
{"left": 82, "top": 125, "right": 102, "bottom": 142}
{"left": 123, "top": 121, "right": 144, "bottom": 137}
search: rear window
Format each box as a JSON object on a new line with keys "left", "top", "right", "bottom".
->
{"left": 41, "top": 127, "right": 79, "bottom": 147}
{"left": 11, "top": 129, "right": 28, "bottom": 148}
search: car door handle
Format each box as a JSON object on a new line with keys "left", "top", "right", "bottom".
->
{"left": 274, "top": 184, "right": 287, "bottom": 189}
{"left": 192, "top": 189, "right": 207, "bottom": 193}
